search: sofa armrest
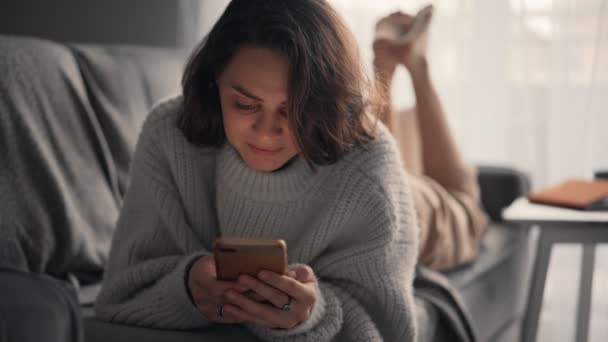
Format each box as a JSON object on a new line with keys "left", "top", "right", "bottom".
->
{"left": 477, "top": 166, "right": 531, "bottom": 222}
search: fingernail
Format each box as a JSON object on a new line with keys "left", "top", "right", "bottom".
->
{"left": 258, "top": 271, "right": 269, "bottom": 280}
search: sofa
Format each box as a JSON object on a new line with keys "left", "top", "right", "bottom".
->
{"left": 0, "top": 34, "right": 537, "bottom": 342}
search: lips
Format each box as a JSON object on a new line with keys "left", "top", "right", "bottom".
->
{"left": 248, "top": 144, "right": 283, "bottom": 155}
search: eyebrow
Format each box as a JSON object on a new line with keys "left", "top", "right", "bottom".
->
{"left": 231, "top": 85, "right": 287, "bottom": 105}
{"left": 232, "top": 85, "right": 264, "bottom": 102}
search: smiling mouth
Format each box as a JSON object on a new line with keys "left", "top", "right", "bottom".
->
{"left": 248, "top": 144, "right": 283, "bottom": 155}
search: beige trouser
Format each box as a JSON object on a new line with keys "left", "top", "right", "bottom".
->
{"left": 396, "top": 109, "right": 488, "bottom": 271}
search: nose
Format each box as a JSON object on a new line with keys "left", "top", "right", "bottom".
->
{"left": 252, "top": 111, "right": 283, "bottom": 136}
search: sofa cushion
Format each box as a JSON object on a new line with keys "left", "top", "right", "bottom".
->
{"left": 0, "top": 269, "right": 83, "bottom": 342}
{"left": 444, "top": 223, "right": 538, "bottom": 341}
{"left": 0, "top": 35, "right": 118, "bottom": 281}
{"left": 70, "top": 44, "right": 187, "bottom": 197}
{"left": 84, "top": 300, "right": 439, "bottom": 342}
{"left": 84, "top": 318, "right": 258, "bottom": 342}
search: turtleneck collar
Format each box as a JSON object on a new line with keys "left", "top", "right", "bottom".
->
{"left": 216, "top": 143, "right": 331, "bottom": 202}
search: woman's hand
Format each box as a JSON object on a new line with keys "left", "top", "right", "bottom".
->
{"left": 187, "top": 255, "right": 250, "bottom": 323}
{"left": 221, "top": 264, "right": 318, "bottom": 329}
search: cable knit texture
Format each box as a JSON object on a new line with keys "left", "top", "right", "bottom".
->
{"left": 95, "top": 96, "right": 419, "bottom": 341}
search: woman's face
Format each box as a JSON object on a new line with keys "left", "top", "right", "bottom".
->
{"left": 217, "top": 46, "right": 299, "bottom": 172}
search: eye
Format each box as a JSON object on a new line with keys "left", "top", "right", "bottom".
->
{"left": 235, "top": 101, "right": 259, "bottom": 113}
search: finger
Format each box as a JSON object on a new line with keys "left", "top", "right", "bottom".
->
{"left": 217, "top": 306, "right": 245, "bottom": 324}
{"left": 238, "top": 274, "right": 290, "bottom": 309}
{"left": 258, "top": 271, "right": 315, "bottom": 304}
{"left": 291, "top": 265, "right": 315, "bottom": 283}
{"left": 190, "top": 257, "right": 249, "bottom": 294}
{"left": 203, "top": 278, "right": 249, "bottom": 298}
{"left": 191, "top": 280, "right": 249, "bottom": 307}
{"left": 193, "top": 280, "right": 248, "bottom": 298}
{"left": 190, "top": 282, "right": 219, "bottom": 306}
{"left": 224, "top": 290, "right": 285, "bottom": 327}
{"left": 197, "top": 302, "right": 243, "bottom": 324}
{"left": 222, "top": 304, "right": 275, "bottom": 328}
{"left": 243, "top": 289, "right": 267, "bottom": 302}
{"left": 193, "top": 293, "right": 224, "bottom": 307}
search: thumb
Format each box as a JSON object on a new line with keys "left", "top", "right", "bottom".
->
{"left": 290, "top": 264, "right": 315, "bottom": 283}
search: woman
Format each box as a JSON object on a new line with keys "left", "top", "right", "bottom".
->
{"left": 373, "top": 10, "right": 488, "bottom": 271}
{"left": 95, "top": 1, "right": 419, "bottom": 341}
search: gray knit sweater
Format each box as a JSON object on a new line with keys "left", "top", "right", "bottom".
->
{"left": 95, "top": 97, "right": 419, "bottom": 341}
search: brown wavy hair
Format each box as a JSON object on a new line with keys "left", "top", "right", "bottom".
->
{"left": 179, "top": 0, "right": 378, "bottom": 166}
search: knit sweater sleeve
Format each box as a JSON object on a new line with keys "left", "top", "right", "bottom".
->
{"left": 95, "top": 102, "right": 211, "bottom": 329}
{"left": 246, "top": 138, "right": 419, "bottom": 341}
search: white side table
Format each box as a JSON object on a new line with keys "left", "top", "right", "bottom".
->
{"left": 502, "top": 198, "right": 608, "bottom": 342}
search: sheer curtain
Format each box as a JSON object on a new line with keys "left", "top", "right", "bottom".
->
{"left": 187, "top": 0, "right": 608, "bottom": 189}
{"left": 331, "top": 0, "right": 607, "bottom": 189}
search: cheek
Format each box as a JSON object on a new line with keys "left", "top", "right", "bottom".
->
{"left": 284, "top": 126, "right": 300, "bottom": 153}
{"left": 219, "top": 95, "right": 246, "bottom": 138}
{"left": 223, "top": 111, "right": 250, "bottom": 138}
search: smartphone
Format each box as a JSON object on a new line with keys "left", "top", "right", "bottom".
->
{"left": 213, "top": 237, "right": 288, "bottom": 281}
{"left": 374, "top": 4, "right": 434, "bottom": 44}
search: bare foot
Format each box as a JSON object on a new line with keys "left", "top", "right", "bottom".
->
{"left": 373, "top": 6, "right": 433, "bottom": 74}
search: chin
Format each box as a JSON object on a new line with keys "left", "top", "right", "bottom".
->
{"left": 245, "top": 159, "right": 285, "bottom": 172}
{"left": 237, "top": 145, "right": 293, "bottom": 172}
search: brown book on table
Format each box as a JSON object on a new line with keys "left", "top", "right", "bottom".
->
{"left": 528, "top": 179, "right": 608, "bottom": 211}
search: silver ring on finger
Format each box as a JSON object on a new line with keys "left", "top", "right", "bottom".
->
{"left": 281, "top": 296, "right": 293, "bottom": 312}
{"left": 218, "top": 304, "right": 224, "bottom": 317}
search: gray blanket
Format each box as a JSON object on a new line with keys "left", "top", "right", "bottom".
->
{"left": 0, "top": 35, "right": 119, "bottom": 282}
{"left": 0, "top": 35, "right": 185, "bottom": 284}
